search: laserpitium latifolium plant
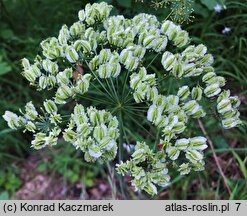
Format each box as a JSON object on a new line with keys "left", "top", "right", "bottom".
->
{"left": 3, "top": 2, "right": 242, "bottom": 196}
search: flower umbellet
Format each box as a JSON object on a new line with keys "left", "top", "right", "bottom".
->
{"left": 2, "top": 2, "right": 242, "bottom": 196}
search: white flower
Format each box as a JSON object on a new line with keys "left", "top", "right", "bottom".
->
{"left": 186, "top": 150, "right": 203, "bottom": 163}
{"left": 214, "top": 4, "right": 223, "bottom": 13}
{"left": 222, "top": 27, "right": 231, "bottom": 34}
{"left": 3, "top": 111, "right": 19, "bottom": 129}
{"left": 175, "top": 138, "right": 189, "bottom": 150}
{"left": 43, "top": 100, "right": 58, "bottom": 114}
{"left": 189, "top": 136, "right": 207, "bottom": 151}
{"left": 65, "top": 46, "right": 79, "bottom": 63}
{"left": 88, "top": 145, "right": 102, "bottom": 158}
{"left": 166, "top": 146, "right": 180, "bottom": 160}
{"left": 123, "top": 143, "right": 135, "bottom": 154}
{"left": 204, "top": 83, "right": 221, "bottom": 97}
{"left": 178, "top": 163, "right": 191, "bottom": 175}
{"left": 177, "top": 86, "right": 190, "bottom": 101}
{"left": 161, "top": 51, "right": 176, "bottom": 71}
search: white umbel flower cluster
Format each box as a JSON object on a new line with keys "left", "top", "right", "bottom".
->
{"left": 2, "top": 2, "right": 242, "bottom": 196}
{"left": 63, "top": 104, "right": 119, "bottom": 163}
{"left": 117, "top": 142, "right": 170, "bottom": 196}
{"left": 3, "top": 100, "right": 61, "bottom": 149}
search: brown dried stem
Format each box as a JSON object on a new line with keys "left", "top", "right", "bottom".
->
{"left": 197, "top": 119, "right": 232, "bottom": 195}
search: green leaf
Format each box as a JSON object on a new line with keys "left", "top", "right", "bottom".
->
{"left": 5, "top": 173, "right": 22, "bottom": 192}
{"left": 98, "top": 0, "right": 112, "bottom": 3}
{"left": 86, "top": 178, "right": 93, "bottom": 187}
{"left": 0, "top": 62, "right": 11, "bottom": 76}
{"left": 213, "top": 136, "right": 228, "bottom": 148}
{"left": 229, "top": 183, "right": 239, "bottom": 200}
{"left": 0, "top": 29, "right": 14, "bottom": 40}
{"left": 0, "top": 129, "right": 15, "bottom": 136}
{"left": 0, "top": 191, "right": 9, "bottom": 200}
{"left": 232, "top": 151, "right": 247, "bottom": 180}
{"left": 193, "top": 3, "right": 209, "bottom": 17}
{"left": 200, "top": 0, "right": 218, "bottom": 10}
{"left": 117, "top": 0, "right": 132, "bottom": 8}
{"left": 37, "top": 163, "right": 47, "bottom": 172}
{"left": 65, "top": 170, "right": 79, "bottom": 183}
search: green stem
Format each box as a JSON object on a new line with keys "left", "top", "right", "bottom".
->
{"left": 118, "top": 111, "right": 127, "bottom": 199}
{"left": 146, "top": 53, "right": 160, "bottom": 69}
{"left": 153, "top": 128, "right": 161, "bottom": 150}
{"left": 106, "top": 162, "right": 117, "bottom": 199}
{"left": 110, "top": 78, "right": 119, "bottom": 102}
{"left": 122, "top": 70, "right": 131, "bottom": 100}
{"left": 125, "top": 109, "right": 155, "bottom": 139}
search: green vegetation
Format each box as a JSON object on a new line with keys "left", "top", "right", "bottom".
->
{"left": 0, "top": 0, "right": 246, "bottom": 199}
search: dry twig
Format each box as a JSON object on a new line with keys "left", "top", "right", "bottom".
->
{"left": 198, "top": 119, "right": 232, "bottom": 195}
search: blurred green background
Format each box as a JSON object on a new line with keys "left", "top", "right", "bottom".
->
{"left": 0, "top": 0, "right": 246, "bottom": 199}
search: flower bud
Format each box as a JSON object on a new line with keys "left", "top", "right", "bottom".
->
{"left": 204, "top": 83, "right": 221, "bottom": 97}
{"left": 119, "top": 50, "right": 132, "bottom": 64}
{"left": 186, "top": 149, "right": 203, "bottom": 163}
{"left": 55, "top": 85, "right": 73, "bottom": 104}
{"left": 161, "top": 51, "right": 176, "bottom": 71}
{"left": 89, "top": 56, "right": 99, "bottom": 71}
{"left": 178, "top": 163, "right": 191, "bottom": 175}
{"left": 31, "top": 133, "right": 47, "bottom": 150}
{"left": 166, "top": 146, "right": 180, "bottom": 160}
{"left": 144, "top": 182, "right": 157, "bottom": 196}
{"left": 189, "top": 136, "right": 207, "bottom": 150}
{"left": 230, "top": 96, "right": 241, "bottom": 108}
{"left": 93, "top": 124, "right": 107, "bottom": 142}
{"left": 39, "top": 76, "right": 48, "bottom": 89}
{"left": 99, "top": 49, "right": 111, "bottom": 64}
{"left": 25, "top": 102, "right": 38, "bottom": 120}
{"left": 56, "top": 72, "right": 70, "bottom": 85}
{"left": 222, "top": 117, "right": 242, "bottom": 129}
{"left": 183, "top": 100, "right": 199, "bottom": 114}
{"left": 195, "top": 44, "right": 207, "bottom": 57}
{"left": 25, "top": 121, "right": 36, "bottom": 132}
{"left": 147, "top": 105, "right": 162, "bottom": 123}
{"left": 202, "top": 72, "right": 216, "bottom": 83}
{"left": 177, "top": 86, "right": 190, "bottom": 100}
{"left": 175, "top": 138, "right": 189, "bottom": 150}
{"left": 217, "top": 90, "right": 230, "bottom": 104}
{"left": 78, "top": 10, "right": 86, "bottom": 21}
{"left": 88, "top": 145, "right": 102, "bottom": 158}
{"left": 98, "top": 64, "right": 111, "bottom": 78}
{"left": 21, "top": 58, "right": 30, "bottom": 70}
{"left": 133, "top": 45, "right": 146, "bottom": 59}
{"left": 44, "top": 100, "right": 57, "bottom": 114}
{"left": 70, "top": 22, "right": 83, "bottom": 36}
{"left": 125, "top": 56, "right": 139, "bottom": 71}
{"left": 190, "top": 107, "right": 206, "bottom": 118}
{"left": 143, "top": 35, "right": 156, "bottom": 49}
{"left": 191, "top": 87, "right": 202, "bottom": 101}
{"left": 3, "top": 111, "right": 19, "bottom": 129}
{"left": 217, "top": 98, "right": 232, "bottom": 114}
{"left": 199, "top": 54, "right": 214, "bottom": 66}
{"left": 65, "top": 47, "right": 79, "bottom": 63}
{"left": 172, "top": 63, "right": 183, "bottom": 78}
{"left": 183, "top": 63, "right": 195, "bottom": 77}
{"left": 77, "top": 40, "right": 91, "bottom": 53}
{"left": 174, "top": 30, "right": 189, "bottom": 47}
